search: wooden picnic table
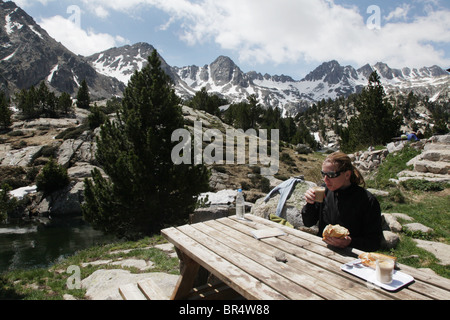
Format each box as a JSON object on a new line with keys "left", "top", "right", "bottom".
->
{"left": 161, "top": 214, "right": 450, "bottom": 300}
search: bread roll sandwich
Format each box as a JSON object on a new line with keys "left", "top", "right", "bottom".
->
{"left": 358, "top": 252, "right": 397, "bottom": 269}
{"left": 322, "top": 224, "right": 350, "bottom": 240}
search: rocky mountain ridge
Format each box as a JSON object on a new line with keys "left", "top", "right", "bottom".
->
{"left": 0, "top": 1, "right": 124, "bottom": 99}
{"left": 91, "top": 42, "right": 450, "bottom": 115}
{"left": 1, "top": 0, "right": 449, "bottom": 116}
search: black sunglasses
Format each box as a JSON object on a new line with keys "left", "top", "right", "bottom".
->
{"left": 321, "top": 170, "right": 344, "bottom": 179}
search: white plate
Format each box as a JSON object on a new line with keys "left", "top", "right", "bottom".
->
{"left": 341, "top": 259, "right": 415, "bottom": 291}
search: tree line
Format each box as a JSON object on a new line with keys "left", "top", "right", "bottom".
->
{"left": 0, "top": 79, "right": 91, "bottom": 130}
{"left": 186, "top": 88, "right": 319, "bottom": 149}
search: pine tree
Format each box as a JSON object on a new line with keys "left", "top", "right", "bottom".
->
{"left": 15, "top": 86, "right": 38, "bottom": 119}
{"left": 76, "top": 80, "right": 90, "bottom": 109}
{"left": 36, "top": 158, "right": 70, "bottom": 197}
{"left": 0, "top": 91, "right": 12, "bottom": 130}
{"left": 37, "top": 82, "right": 56, "bottom": 117}
{"left": 58, "top": 92, "right": 73, "bottom": 114}
{"left": 82, "top": 50, "right": 210, "bottom": 239}
{"left": 340, "top": 71, "right": 401, "bottom": 152}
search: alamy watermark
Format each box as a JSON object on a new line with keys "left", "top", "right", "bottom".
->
{"left": 171, "top": 121, "right": 280, "bottom": 176}
{"left": 66, "top": 265, "right": 81, "bottom": 290}
{"left": 367, "top": 5, "right": 381, "bottom": 30}
{"left": 67, "top": 5, "right": 81, "bottom": 28}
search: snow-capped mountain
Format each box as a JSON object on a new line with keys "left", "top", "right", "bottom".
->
{"left": 86, "top": 42, "right": 195, "bottom": 99}
{"left": 89, "top": 42, "right": 449, "bottom": 115}
{"left": 0, "top": 0, "right": 124, "bottom": 98}
{"left": 1, "top": 0, "right": 448, "bottom": 115}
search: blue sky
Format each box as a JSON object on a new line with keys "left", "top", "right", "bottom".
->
{"left": 9, "top": 0, "right": 450, "bottom": 80}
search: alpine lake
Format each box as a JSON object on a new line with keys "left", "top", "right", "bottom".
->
{"left": 0, "top": 216, "right": 116, "bottom": 274}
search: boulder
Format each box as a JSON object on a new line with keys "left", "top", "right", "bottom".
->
{"left": 251, "top": 180, "right": 316, "bottom": 229}
{"left": 81, "top": 269, "right": 179, "bottom": 300}
{"left": 414, "top": 240, "right": 450, "bottom": 265}
{"left": 67, "top": 163, "right": 104, "bottom": 180}
{"left": 381, "top": 213, "right": 403, "bottom": 233}
{"left": 57, "top": 130, "right": 98, "bottom": 169}
{"left": 0, "top": 145, "right": 43, "bottom": 167}
{"left": 295, "top": 144, "right": 313, "bottom": 154}
{"left": 387, "top": 141, "right": 407, "bottom": 154}
{"left": 57, "top": 138, "right": 84, "bottom": 169}
{"left": 209, "top": 170, "right": 230, "bottom": 191}
{"left": 397, "top": 135, "right": 450, "bottom": 182}
{"left": 37, "top": 180, "right": 85, "bottom": 216}
{"left": 381, "top": 231, "right": 400, "bottom": 249}
{"left": 404, "top": 223, "right": 434, "bottom": 234}
{"left": 191, "top": 189, "right": 239, "bottom": 223}
{"left": 390, "top": 213, "right": 414, "bottom": 222}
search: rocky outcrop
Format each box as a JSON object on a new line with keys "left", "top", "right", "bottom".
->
{"left": 346, "top": 134, "right": 450, "bottom": 183}
{"left": 349, "top": 148, "right": 390, "bottom": 176}
{"left": 251, "top": 180, "right": 316, "bottom": 231}
{"left": 399, "top": 134, "right": 450, "bottom": 182}
{"left": 0, "top": 1, "right": 124, "bottom": 99}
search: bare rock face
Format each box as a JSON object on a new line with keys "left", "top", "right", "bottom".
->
{"left": 400, "top": 134, "right": 450, "bottom": 182}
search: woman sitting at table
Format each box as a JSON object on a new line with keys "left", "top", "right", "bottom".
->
{"left": 301, "top": 152, "right": 382, "bottom": 252}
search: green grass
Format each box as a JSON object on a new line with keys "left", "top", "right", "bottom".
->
{"left": 366, "top": 145, "right": 450, "bottom": 278}
{"left": 0, "top": 235, "right": 180, "bottom": 300}
{"left": 377, "top": 190, "right": 450, "bottom": 278}
{"left": 367, "top": 145, "right": 421, "bottom": 190}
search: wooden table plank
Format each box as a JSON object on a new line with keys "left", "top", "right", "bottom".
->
{"left": 201, "top": 219, "right": 388, "bottom": 300}
{"left": 196, "top": 221, "right": 359, "bottom": 300}
{"left": 237, "top": 214, "right": 450, "bottom": 299}
{"left": 209, "top": 218, "right": 413, "bottom": 300}
{"left": 162, "top": 215, "right": 450, "bottom": 300}
{"left": 243, "top": 215, "right": 450, "bottom": 298}
{"left": 177, "top": 224, "right": 323, "bottom": 300}
{"left": 248, "top": 215, "right": 450, "bottom": 288}
{"left": 216, "top": 216, "right": 433, "bottom": 300}
{"left": 161, "top": 227, "right": 288, "bottom": 300}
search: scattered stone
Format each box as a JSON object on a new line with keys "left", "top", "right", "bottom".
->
{"left": 414, "top": 240, "right": 450, "bottom": 265}
{"left": 382, "top": 213, "right": 403, "bottom": 233}
{"left": 274, "top": 251, "right": 288, "bottom": 263}
{"left": 368, "top": 188, "right": 389, "bottom": 197}
{"left": 154, "top": 243, "right": 175, "bottom": 252}
{"left": 81, "top": 269, "right": 179, "bottom": 300}
{"left": 111, "top": 259, "right": 154, "bottom": 271}
{"left": 81, "top": 260, "right": 112, "bottom": 267}
{"left": 81, "top": 259, "right": 154, "bottom": 271}
{"left": 404, "top": 223, "right": 434, "bottom": 234}
{"left": 391, "top": 213, "right": 414, "bottom": 222}
{"left": 381, "top": 231, "right": 400, "bottom": 249}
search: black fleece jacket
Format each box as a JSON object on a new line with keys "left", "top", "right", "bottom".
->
{"left": 301, "top": 184, "right": 382, "bottom": 252}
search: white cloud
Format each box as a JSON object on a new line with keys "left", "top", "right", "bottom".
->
{"left": 146, "top": 0, "right": 449, "bottom": 68}
{"left": 38, "top": 15, "right": 128, "bottom": 56}
{"left": 94, "top": 6, "right": 110, "bottom": 19}
{"left": 11, "top": 0, "right": 56, "bottom": 7}
{"left": 36, "top": 0, "right": 450, "bottom": 68}
{"left": 385, "top": 4, "right": 411, "bottom": 21}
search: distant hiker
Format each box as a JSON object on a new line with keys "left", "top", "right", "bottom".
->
{"left": 407, "top": 132, "right": 419, "bottom": 141}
